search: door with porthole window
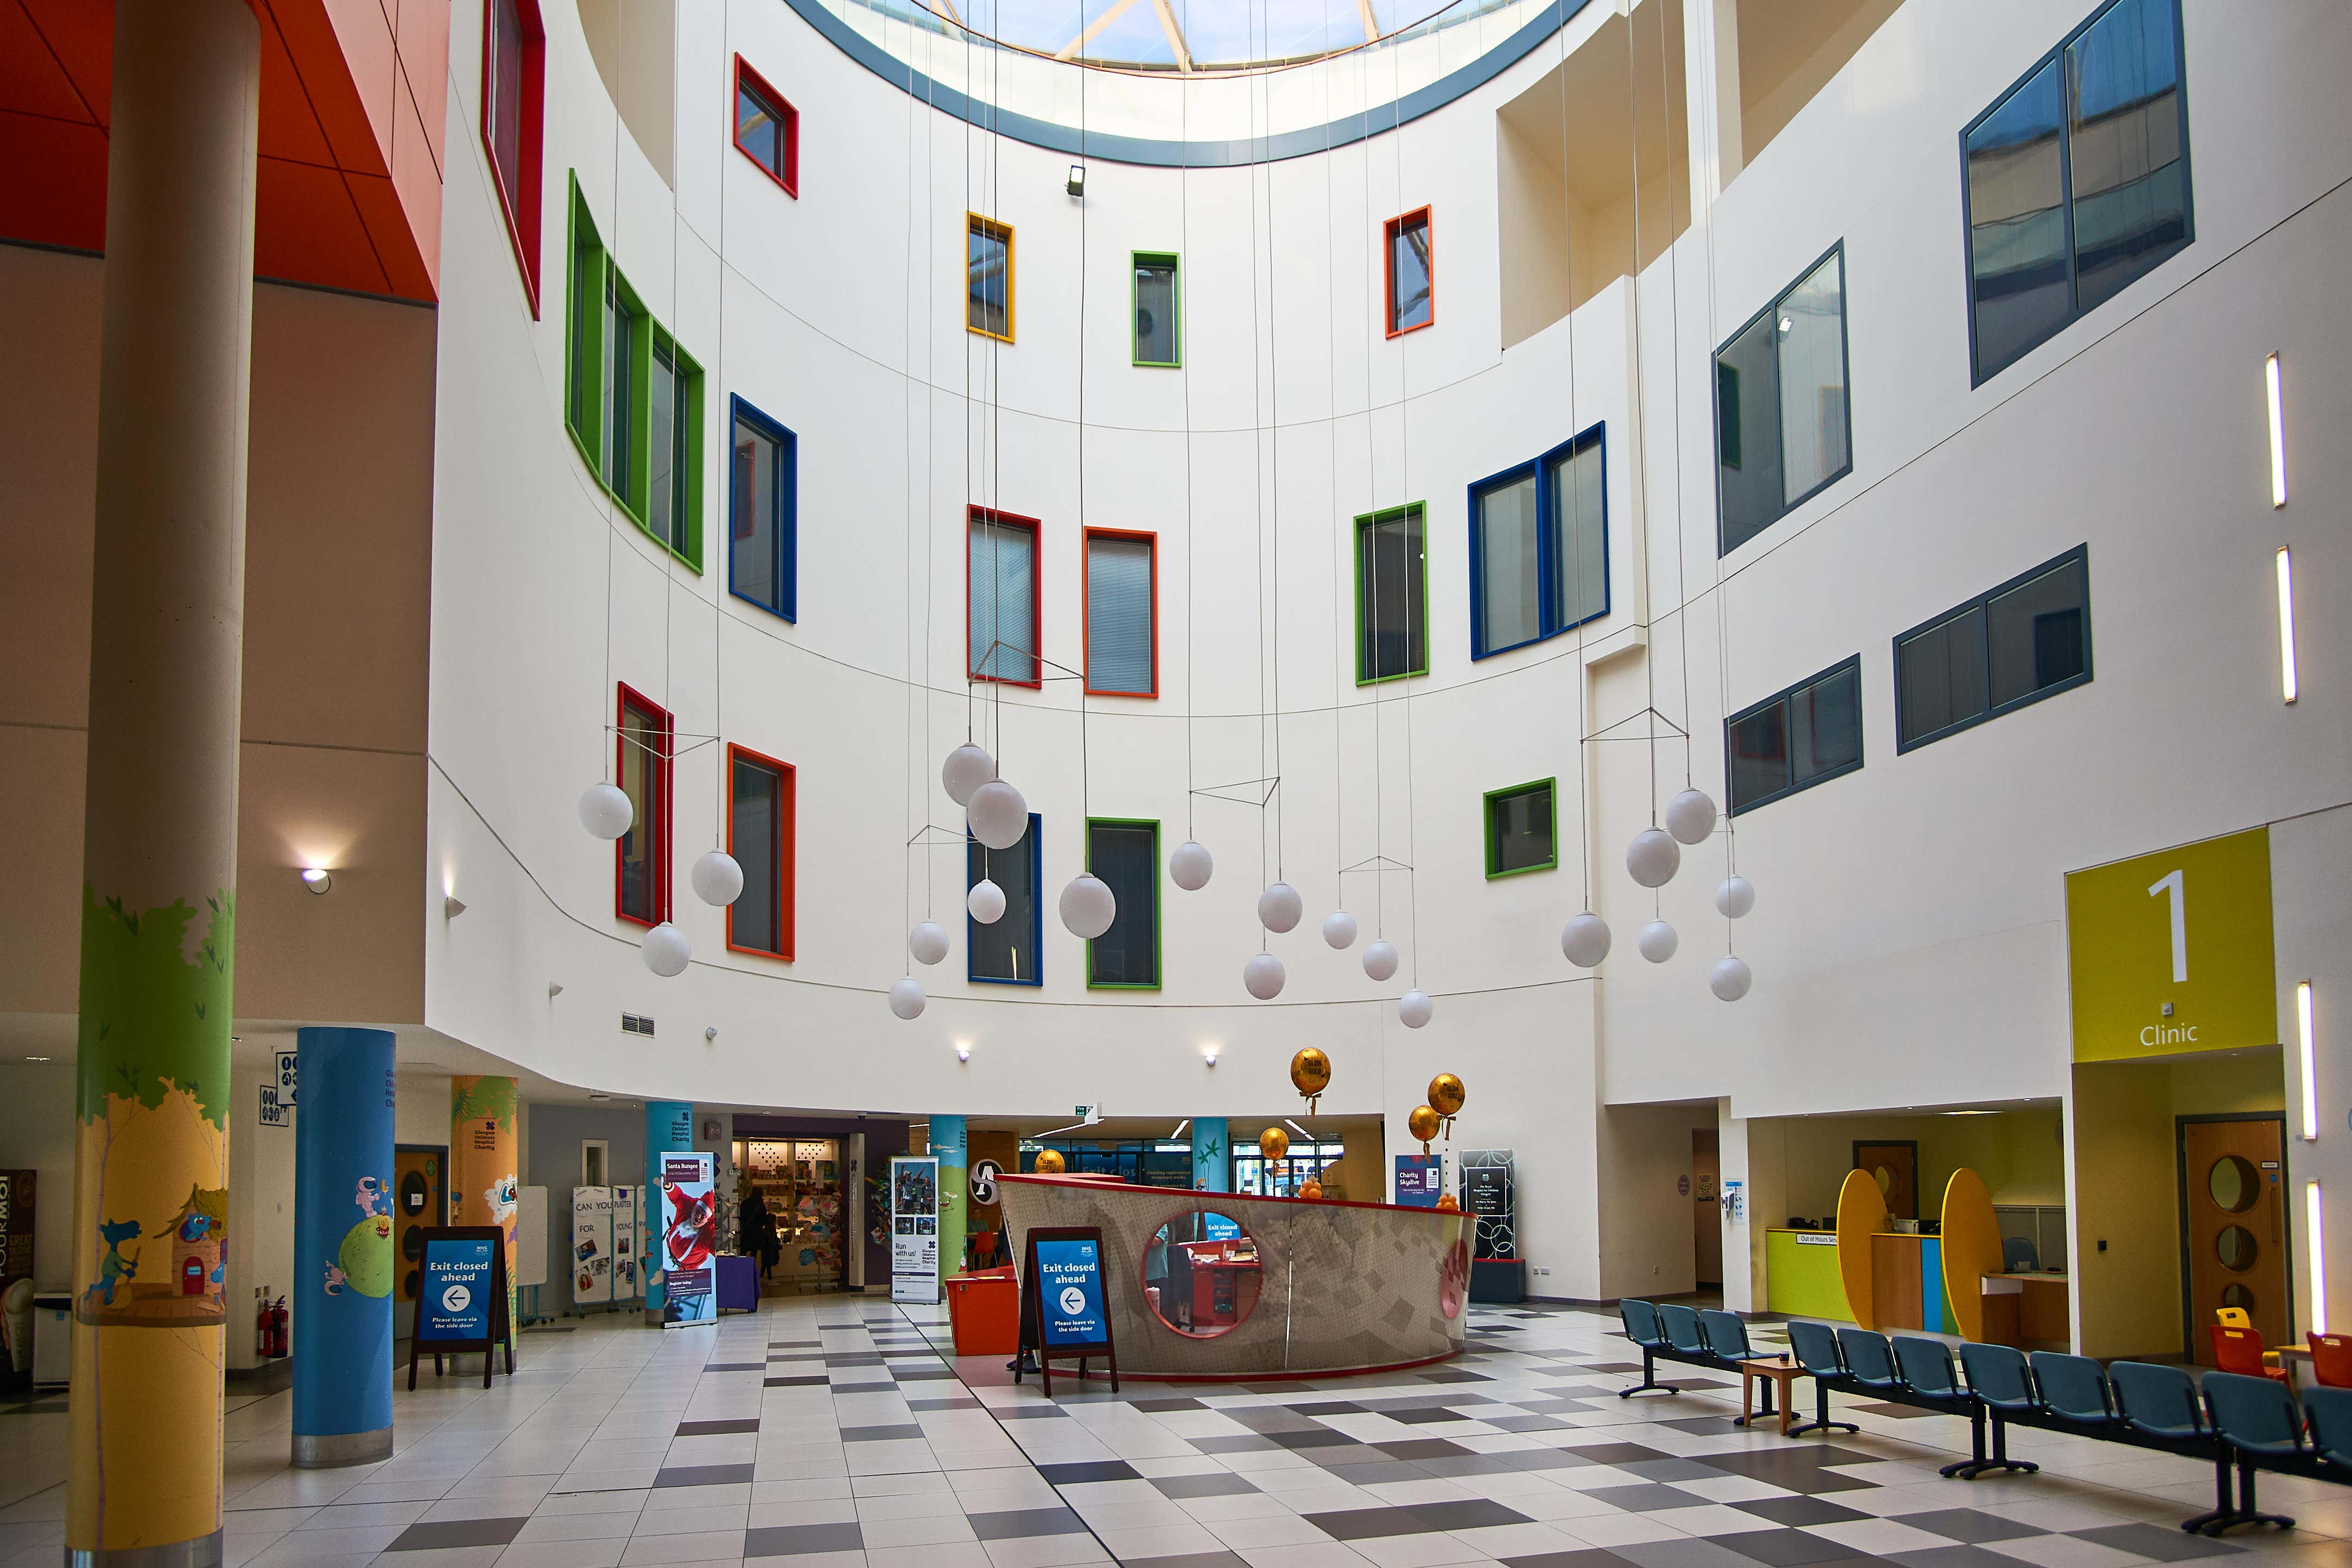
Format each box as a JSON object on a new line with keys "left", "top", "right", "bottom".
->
{"left": 2180, "top": 1116, "right": 2289, "bottom": 1366}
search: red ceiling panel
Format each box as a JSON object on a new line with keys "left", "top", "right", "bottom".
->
{"left": 253, "top": 154, "right": 388, "bottom": 296}
{"left": 15, "top": 0, "right": 109, "bottom": 126}
{"left": 0, "top": 2, "right": 94, "bottom": 124}
{"left": 255, "top": 5, "right": 334, "bottom": 167}
{"left": 0, "top": 107, "right": 105, "bottom": 250}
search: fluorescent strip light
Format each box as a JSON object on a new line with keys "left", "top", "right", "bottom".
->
{"left": 1169, "top": 1119, "right": 1189, "bottom": 1139}
{"left": 2277, "top": 547, "right": 2299, "bottom": 703}
{"left": 1285, "top": 1118, "right": 1313, "bottom": 1140}
{"left": 2267, "top": 353, "right": 2287, "bottom": 507}
{"left": 2309, "top": 1182, "right": 2328, "bottom": 1332}
{"left": 2299, "top": 981, "right": 2318, "bottom": 1140}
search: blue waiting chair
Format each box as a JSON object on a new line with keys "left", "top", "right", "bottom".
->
{"left": 2029, "top": 1351, "right": 2117, "bottom": 1425}
{"left": 1892, "top": 1336, "right": 2021, "bottom": 1479}
{"left": 2199, "top": 1372, "right": 2302, "bottom": 1536}
{"left": 2109, "top": 1361, "right": 2234, "bottom": 1534}
{"left": 1698, "top": 1310, "right": 1778, "bottom": 1427}
{"left": 2001, "top": 1235, "right": 2040, "bottom": 1272}
{"left": 1836, "top": 1328, "right": 1905, "bottom": 1391}
{"left": 1784, "top": 1321, "right": 1860, "bottom": 1438}
{"left": 1615, "top": 1300, "right": 1678, "bottom": 1400}
{"left": 2305, "top": 1386, "right": 2352, "bottom": 1473}
{"left": 1658, "top": 1303, "right": 1710, "bottom": 1357}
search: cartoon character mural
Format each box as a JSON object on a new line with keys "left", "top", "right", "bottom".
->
{"left": 324, "top": 1175, "right": 394, "bottom": 1297}
{"left": 84, "top": 1218, "right": 143, "bottom": 1311}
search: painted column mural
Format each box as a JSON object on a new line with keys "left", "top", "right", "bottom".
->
{"left": 449, "top": 1077, "right": 519, "bottom": 1334}
{"left": 930, "top": 1115, "right": 967, "bottom": 1284}
{"left": 644, "top": 1102, "right": 692, "bottom": 1318}
{"left": 291, "top": 1028, "right": 395, "bottom": 1466}
{"left": 1191, "top": 1119, "right": 1229, "bottom": 1192}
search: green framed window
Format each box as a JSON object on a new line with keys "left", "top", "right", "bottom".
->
{"left": 1086, "top": 818, "right": 1160, "bottom": 988}
{"left": 1483, "top": 779, "right": 1556, "bottom": 878}
{"left": 1354, "top": 503, "right": 1427, "bottom": 684}
{"left": 1132, "top": 252, "right": 1179, "bottom": 367}
{"left": 647, "top": 331, "right": 703, "bottom": 565}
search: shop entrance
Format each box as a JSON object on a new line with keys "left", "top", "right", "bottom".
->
{"left": 742, "top": 1137, "right": 848, "bottom": 1295}
{"left": 2179, "top": 1114, "right": 2290, "bottom": 1365}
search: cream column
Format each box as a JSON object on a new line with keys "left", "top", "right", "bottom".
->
{"left": 1682, "top": 0, "right": 1744, "bottom": 206}
{"left": 67, "top": 2, "right": 259, "bottom": 1562}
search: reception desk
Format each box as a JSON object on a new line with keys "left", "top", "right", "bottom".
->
{"left": 1979, "top": 1271, "right": 2070, "bottom": 1350}
{"left": 999, "top": 1173, "right": 1469, "bottom": 1378}
{"left": 1764, "top": 1229, "right": 1958, "bottom": 1331}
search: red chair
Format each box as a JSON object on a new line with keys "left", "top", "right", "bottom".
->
{"left": 2311, "top": 1332, "right": 2352, "bottom": 1389}
{"left": 2211, "top": 1324, "right": 2290, "bottom": 1382}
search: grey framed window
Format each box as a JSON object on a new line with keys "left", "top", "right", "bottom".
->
{"left": 1963, "top": 0, "right": 2190, "bottom": 385}
{"left": 1469, "top": 424, "right": 1607, "bottom": 659}
{"left": 1133, "top": 253, "right": 1178, "bottom": 367}
{"left": 1354, "top": 503, "right": 1427, "bottom": 684}
{"left": 1726, "top": 656, "right": 1863, "bottom": 815}
{"left": 1895, "top": 545, "right": 2091, "bottom": 752}
{"left": 1483, "top": 780, "right": 1556, "bottom": 878}
{"left": 1086, "top": 820, "right": 1159, "bottom": 988}
{"left": 968, "top": 814, "right": 1042, "bottom": 986}
{"left": 1715, "top": 244, "right": 1850, "bottom": 555}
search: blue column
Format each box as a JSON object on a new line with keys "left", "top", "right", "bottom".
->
{"left": 645, "top": 1101, "right": 693, "bottom": 1318}
{"left": 1191, "top": 1119, "right": 1229, "bottom": 1192}
{"left": 930, "top": 1115, "right": 967, "bottom": 1284}
{"left": 291, "top": 1027, "right": 396, "bottom": 1467}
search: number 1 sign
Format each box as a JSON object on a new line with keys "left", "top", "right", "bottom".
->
{"left": 2065, "top": 827, "right": 2277, "bottom": 1063}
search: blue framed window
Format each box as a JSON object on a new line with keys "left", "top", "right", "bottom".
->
{"left": 1895, "top": 545, "right": 2091, "bottom": 752}
{"left": 968, "top": 814, "right": 1042, "bottom": 986}
{"left": 1468, "top": 423, "right": 1607, "bottom": 659}
{"left": 728, "top": 396, "right": 796, "bottom": 621}
{"left": 1715, "top": 244, "right": 1850, "bottom": 556}
{"left": 1962, "top": 0, "right": 2191, "bottom": 386}
{"left": 1726, "top": 656, "right": 1863, "bottom": 815}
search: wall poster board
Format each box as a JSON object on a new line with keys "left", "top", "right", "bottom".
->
{"left": 407, "top": 1226, "right": 514, "bottom": 1388}
{"left": 1392, "top": 1155, "right": 1442, "bottom": 1208}
{"left": 890, "top": 1156, "right": 940, "bottom": 1304}
{"left": 1020, "top": 1226, "right": 1118, "bottom": 1395}
{"left": 658, "top": 1153, "right": 717, "bottom": 1326}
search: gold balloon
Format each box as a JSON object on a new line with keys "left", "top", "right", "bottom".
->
{"left": 1428, "top": 1074, "right": 1466, "bottom": 1118}
{"left": 1258, "top": 1126, "right": 1290, "bottom": 1160}
{"left": 1300, "top": 1179, "right": 1324, "bottom": 1201}
{"left": 1033, "top": 1148, "right": 1067, "bottom": 1174}
{"left": 1407, "top": 1106, "right": 1441, "bottom": 1144}
{"left": 1435, "top": 1192, "right": 1460, "bottom": 1212}
{"left": 1290, "top": 1048, "right": 1332, "bottom": 1097}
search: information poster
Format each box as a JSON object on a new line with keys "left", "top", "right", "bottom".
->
{"left": 1393, "top": 1155, "right": 1442, "bottom": 1208}
{"left": 572, "top": 1187, "right": 614, "bottom": 1305}
{"left": 1034, "top": 1237, "right": 1106, "bottom": 1348}
{"left": 1461, "top": 1150, "right": 1517, "bottom": 1259}
{"left": 890, "top": 1156, "right": 940, "bottom": 1304}
{"left": 658, "top": 1153, "right": 717, "bottom": 1326}
{"left": 417, "top": 1235, "right": 496, "bottom": 1342}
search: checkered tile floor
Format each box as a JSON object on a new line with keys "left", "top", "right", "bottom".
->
{"left": 2, "top": 1297, "right": 2348, "bottom": 1568}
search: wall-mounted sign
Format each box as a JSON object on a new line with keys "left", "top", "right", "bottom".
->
{"left": 259, "top": 1084, "right": 290, "bottom": 1128}
{"left": 2065, "top": 827, "right": 2276, "bottom": 1062}
{"left": 969, "top": 1160, "right": 1001, "bottom": 1206}
{"left": 1393, "top": 1155, "right": 1442, "bottom": 1208}
{"left": 276, "top": 1051, "right": 298, "bottom": 1108}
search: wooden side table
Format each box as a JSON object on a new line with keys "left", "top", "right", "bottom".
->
{"left": 1739, "top": 1357, "right": 1804, "bottom": 1435}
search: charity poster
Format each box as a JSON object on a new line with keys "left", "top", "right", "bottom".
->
{"left": 1035, "top": 1237, "right": 1108, "bottom": 1349}
{"left": 449, "top": 1076, "right": 519, "bottom": 1329}
{"left": 572, "top": 1186, "right": 613, "bottom": 1305}
{"left": 416, "top": 1235, "right": 496, "bottom": 1342}
{"left": 889, "top": 1156, "right": 940, "bottom": 1304}
{"left": 658, "top": 1153, "right": 717, "bottom": 1326}
{"left": 1393, "top": 1154, "right": 1443, "bottom": 1208}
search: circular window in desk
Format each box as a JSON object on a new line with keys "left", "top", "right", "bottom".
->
{"left": 2215, "top": 1224, "right": 2259, "bottom": 1273}
{"left": 1144, "top": 1210, "right": 1263, "bottom": 1338}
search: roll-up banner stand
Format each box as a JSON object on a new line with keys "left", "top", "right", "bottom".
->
{"left": 658, "top": 1153, "right": 718, "bottom": 1326}
{"left": 890, "top": 1156, "right": 941, "bottom": 1304}
{"left": 407, "top": 1226, "right": 515, "bottom": 1388}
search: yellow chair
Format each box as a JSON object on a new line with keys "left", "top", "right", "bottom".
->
{"left": 2218, "top": 1307, "right": 2251, "bottom": 1329}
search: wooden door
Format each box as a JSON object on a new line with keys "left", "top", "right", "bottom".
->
{"left": 2182, "top": 1117, "right": 2289, "bottom": 1364}
{"left": 1855, "top": 1142, "right": 1918, "bottom": 1221}
{"left": 1692, "top": 1130, "right": 1722, "bottom": 1286}
{"left": 392, "top": 1145, "right": 446, "bottom": 1340}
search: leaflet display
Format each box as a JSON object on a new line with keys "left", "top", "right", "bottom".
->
{"left": 658, "top": 1154, "right": 718, "bottom": 1326}
{"left": 890, "top": 1156, "right": 941, "bottom": 1304}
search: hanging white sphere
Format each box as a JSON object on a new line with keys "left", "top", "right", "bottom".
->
{"left": 1362, "top": 940, "right": 1400, "bottom": 981}
{"left": 1059, "top": 873, "right": 1118, "bottom": 939}
{"left": 1322, "top": 910, "right": 1358, "bottom": 949}
{"left": 941, "top": 742, "right": 997, "bottom": 807}
{"left": 1170, "top": 840, "right": 1214, "bottom": 891}
{"left": 1716, "top": 875, "right": 1756, "bottom": 919}
{"left": 909, "top": 921, "right": 950, "bottom": 966}
{"left": 889, "top": 977, "right": 928, "bottom": 1019}
{"left": 1398, "top": 989, "right": 1434, "bottom": 1029}
{"left": 642, "top": 922, "right": 691, "bottom": 977}
{"left": 690, "top": 850, "right": 744, "bottom": 907}
{"left": 967, "top": 878, "right": 1006, "bottom": 925}
{"left": 1638, "top": 919, "right": 1679, "bottom": 963}
{"left": 1257, "top": 882, "right": 1303, "bottom": 933}
{"left": 1243, "top": 951, "right": 1286, "bottom": 1000}
{"left": 1627, "top": 827, "right": 1682, "bottom": 888}
{"left": 1665, "top": 788, "right": 1719, "bottom": 846}
{"left": 967, "top": 779, "right": 1029, "bottom": 850}
{"left": 579, "top": 782, "right": 633, "bottom": 840}
{"left": 1710, "top": 955, "right": 1754, "bottom": 1002}
{"left": 1561, "top": 912, "right": 1612, "bottom": 968}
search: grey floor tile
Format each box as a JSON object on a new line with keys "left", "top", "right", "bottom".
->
{"left": 2064, "top": 1525, "right": 2245, "bottom": 1561}
{"left": 1895, "top": 1512, "right": 2049, "bottom": 1545}
{"left": 843, "top": 1426, "right": 929, "bottom": 1444}
{"left": 1716, "top": 1527, "right": 1868, "bottom": 1566}
{"left": 1036, "top": 1464, "right": 1140, "bottom": 1487}
{"left": 1406, "top": 1500, "right": 1531, "bottom": 1531}
{"left": 1150, "top": 1476, "right": 1258, "bottom": 1501}
{"left": 656, "top": 1466, "right": 758, "bottom": 1489}
{"left": 681, "top": 1421, "right": 764, "bottom": 1437}
{"left": 745, "top": 1521, "right": 866, "bottom": 1557}
{"left": 1298, "top": 1507, "right": 1431, "bottom": 1540}
{"left": 386, "top": 1517, "right": 532, "bottom": 1551}
{"left": 1732, "top": 1499, "right": 1872, "bottom": 1529}
{"left": 967, "top": 1509, "right": 1092, "bottom": 1541}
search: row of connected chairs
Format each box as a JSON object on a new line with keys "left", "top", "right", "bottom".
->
{"left": 1618, "top": 1300, "right": 1804, "bottom": 1426}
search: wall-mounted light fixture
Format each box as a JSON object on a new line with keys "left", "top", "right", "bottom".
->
{"left": 2267, "top": 352, "right": 2287, "bottom": 508}
{"left": 955, "top": 1043, "right": 971, "bottom": 1063}
{"left": 444, "top": 896, "right": 467, "bottom": 918}
{"left": 2277, "top": 547, "right": 2299, "bottom": 704}
{"left": 2308, "top": 1180, "right": 2328, "bottom": 1331}
{"left": 548, "top": 982, "right": 564, "bottom": 999}
{"left": 703, "top": 1027, "right": 718, "bottom": 1043}
{"left": 1066, "top": 163, "right": 1085, "bottom": 198}
{"left": 300, "top": 867, "right": 332, "bottom": 894}
{"left": 2298, "top": 981, "right": 2318, "bottom": 1140}
{"left": 1202, "top": 1046, "right": 1218, "bottom": 1067}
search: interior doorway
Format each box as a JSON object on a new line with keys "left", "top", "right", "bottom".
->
{"left": 1692, "top": 1129, "right": 1721, "bottom": 1286}
{"left": 2179, "top": 1114, "right": 2291, "bottom": 1365}
{"left": 392, "top": 1144, "right": 446, "bottom": 1341}
{"left": 1854, "top": 1140, "right": 1919, "bottom": 1221}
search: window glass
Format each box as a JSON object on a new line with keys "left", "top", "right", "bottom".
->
{"left": 1388, "top": 212, "right": 1432, "bottom": 333}
{"left": 1086, "top": 534, "right": 1154, "bottom": 696}
{"left": 1549, "top": 435, "right": 1607, "bottom": 629}
{"left": 968, "top": 815, "right": 1040, "bottom": 984}
{"left": 488, "top": 0, "right": 525, "bottom": 214}
{"left": 618, "top": 697, "right": 666, "bottom": 923}
{"left": 1728, "top": 659, "right": 1861, "bottom": 814}
{"left": 1716, "top": 313, "right": 1783, "bottom": 552}
{"left": 731, "top": 754, "right": 784, "bottom": 955}
{"left": 1987, "top": 555, "right": 2088, "bottom": 706}
{"left": 2067, "top": 0, "right": 2185, "bottom": 312}
{"left": 1966, "top": 61, "right": 2071, "bottom": 381}
{"left": 1474, "top": 472, "right": 1539, "bottom": 654}
{"left": 1486, "top": 783, "right": 1554, "bottom": 876}
{"left": 1357, "top": 507, "right": 1424, "bottom": 682}
{"left": 731, "top": 413, "right": 782, "bottom": 613}
{"left": 736, "top": 75, "right": 781, "bottom": 176}
{"left": 1728, "top": 702, "right": 1788, "bottom": 811}
{"left": 968, "top": 219, "right": 1011, "bottom": 338}
{"left": 569, "top": 227, "right": 599, "bottom": 437}
{"left": 1134, "top": 256, "right": 1178, "bottom": 365}
{"left": 1087, "top": 821, "right": 1157, "bottom": 986}
{"left": 649, "top": 342, "right": 677, "bottom": 549}
{"left": 1776, "top": 252, "right": 1849, "bottom": 504}
{"left": 1895, "top": 606, "right": 1988, "bottom": 745}
{"left": 970, "top": 515, "right": 1037, "bottom": 683}
{"left": 604, "top": 274, "right": 632, "bottom": 498}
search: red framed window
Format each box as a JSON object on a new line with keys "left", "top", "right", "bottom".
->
{"left": 1083, "top": 528, "right": 1157, "bottom": 697}
{"left": 726, "top": 745, "right": 796, "bottom": 960}
{"left": 1383, "top": 207, "right": 1434, "bottom": 338}
{"left": 968, "top": 507, "right": 1041, "bottom": 688}
{"left": 616, "top": 684, "right": 674, "bottom": 926}
{"left": 732, "top": 55, "right": 799, "bottom": 198}
{"left": 481, "top": 0, "right": 547, "bottom": 315}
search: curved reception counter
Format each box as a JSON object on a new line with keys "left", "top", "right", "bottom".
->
{"left": 998, "top": 1174, "right": 1471, "bottom": 1379}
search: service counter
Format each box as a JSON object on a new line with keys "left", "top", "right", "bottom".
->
{"left": 1764, "top": 1229, "right": 1960, "bottom": 1332}
{"left": 999, "top": 1173, "right": 1470, "bottom": 1378}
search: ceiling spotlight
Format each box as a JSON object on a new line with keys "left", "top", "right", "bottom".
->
{"left": 1066, "top": 163, "right": 1086, "bottom": 198}
{"left": 301, "top": 867, "right": 332, "bottom": 894}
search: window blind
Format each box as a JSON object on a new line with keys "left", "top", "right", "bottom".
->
{"left": 1087, "top": 536, "right": 1153, "bottom": 695}
{"left": 971, "top": 517, "right": 1036, "bottom": 682}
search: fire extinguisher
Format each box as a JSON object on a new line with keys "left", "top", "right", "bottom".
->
{"left": 270, "top": 1297, "right": 289, "bottom": 1359}
{"left": 256, "top": 1292, "right": 270, "bottom": 1358}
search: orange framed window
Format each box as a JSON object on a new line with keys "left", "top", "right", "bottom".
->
{"left": 968, "top": 215, "right": 1015, "bottom": 341}
{"left": 1384, "top": 207, "right": 1434, "bottom": 337}
{"left": 1083, "top": 528, "right": 1157, "bottom": 697}
{"left": 481, "top": 0, "right": 547, "bottom": 314}
{"left": 727, "top": 744, "right": 796, "bottom": 960}
{"left": 616, "top": 684, "right": 673, "bottom": 927}
{"left": 732, "top": 55, "right": 798, "bottom": 198}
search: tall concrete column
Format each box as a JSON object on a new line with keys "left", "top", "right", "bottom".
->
{"left": 67, "top": 3, "right": 259, "bottom": 1561}
{"left": 291, "top": 1029, "right": 396, "bottom": 1467}
{"left": 1190, "top": 1120, "right": 1228, "bottom": 1192}
{"left": 930, "top": 1115, "right": 967, "bottom": 1284}
{"left": 1683, "top": 0, "right": 1744, "bottom": 206}
{"left": 450, "top": 1077, "right": 520, "bottom": 1341}
{"left": 644, "top": 1101, "right": 692, "bottom": 1320}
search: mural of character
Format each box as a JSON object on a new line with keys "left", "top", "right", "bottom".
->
{"left": 324, "top": 1173, "right": 395, "bottom": 1296}
{"left": 485, "top": 1175, "right": 518, "bottom": 1231}
{"left": 84, "top": 1218, "right": 143, "bottom": 1310}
